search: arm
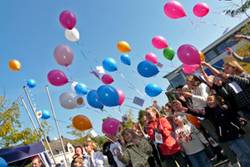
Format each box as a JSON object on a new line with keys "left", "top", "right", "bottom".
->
{"left": 191, "top": 83, "right": 209, "bottom": 103}
{"left": 139, "top": 139, "right": 153, "bottom": 155}
{"left": 235, "top": 34, "right": 250, "bottom": 41}
{"left": 226, "top": 47, "right": 250, "bottom": 63}
{"left": 200, "top": 65, "right": 214, "bottom": 87}
{"left": 158, "top": 117, "right": 172, "bottom": 137}
{"left": 192, "top": 125, "right": 209, "bottom": 145}
{"left": 117, "top": 150, "right": 130, "bottom": 165}
{"left": 228, "top": 75, "right": 250, "bottom": 86}
{"left": 201, "top": 61, "right": 222, "bottom": 77}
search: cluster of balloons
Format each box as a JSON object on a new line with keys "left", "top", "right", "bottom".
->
{"left": 8, "top": 59, "right": 21, "bottom": 71}
{"left": 86, "top": 85, "right": 125, "bottom": 110}
{"left": 72, "top": 114, "right": 92, "bottom": 131}
{"left": 152, "top": 36, "right": 175, "bottom": 61}
{"left": 59, "top": 10, "right": 80, "bottom": 42}
{"left": 177, "top": 44, "right": 205, "bottom": 74}
{"left": 163, "top": 1, "right": 209, "bottom": 19}
{"left": 102, "top": 117, "right": 120, "bottom": 136}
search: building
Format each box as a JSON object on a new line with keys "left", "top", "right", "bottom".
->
{"left": 164, "top": 18, "right": 250, "bottom": 91}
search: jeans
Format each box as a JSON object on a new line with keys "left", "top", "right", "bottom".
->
{"left": 162, "top": 152, "right": 189, "bottom": 167}
{"left": 228, "top": 138, "right": 250, "bottom": 167}
{"left": 188, "top": 150, "right": 212, "bottom": 167}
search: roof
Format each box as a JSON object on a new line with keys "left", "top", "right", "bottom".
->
{"left": 47, "top": 137, "right": 73, "bottom": 155}
{"left": 163, "top": 18, "right": 250, "bottom": 79}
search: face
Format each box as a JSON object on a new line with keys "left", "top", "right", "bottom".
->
{"left": 73, "top": 162, "right": 83, "bottom": 167}
{"left": 123, "top": 131, "right": 133, "bottom": 143}
{"left": 75, "top": 147, "right": 83, "bottom": 155}
{"left": 224, "top": 64, "right": 235, "bottom": 75}
{"left": 173, "top": 117, "right": 183, "bottom": 127}
{"left": 214, "top": 77, "right": 223, "bottom": 86}
{"left": 32, "top": 158, "right": 41, "bottom": 167}
{"left": 145, "top": 109, "right": 156, "bottom": 121}
{"left": 84, "top": 143, "right": 93, "bottom": 154}
{"left": 171, "top": 102, "right": 182, "bottom": 112}
{"left": 186, "top": 80, "right": 193, "bottom": 89}
{"left": 207, "top": 96, "right": 217, "bottom": 108}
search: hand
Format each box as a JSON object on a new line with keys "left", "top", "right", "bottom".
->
{"left": 181, "top": 91, "right": 192, "bottom": 98}
{"left": 225, "top": 47, "right": 233, "bottom": 54}
{"left": 200, "top": 61, "right": 208, "bottom": 67}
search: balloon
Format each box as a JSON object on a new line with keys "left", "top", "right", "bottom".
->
{"left": 177, "top": 44, "right": 200, "bottom": 65}
{"left": 199, "top": 51, "right": 205, "bottom": 61}
{"left": 47, "top": 70, "right": 68, "bottom": 86}
{"left": 137, "top": 60, "right": 159, "bottom": 78}
{"left": 0, "top": 157, "right": 7, "bottom": 167}
{"left": 74, "top": 96, "right": 85, "bottom": 108}
{"left": 101, "top": 74, "right": 114, "bottom": 85}
{"left": 75, "top": 83, "right": 88, "bottom": 95}
{"left": 163, "top": 47, "right": 175, "bottom": 60}
{"left": 59, "top": 92, "right": 77, "bottom": 109}
{"left": 72, "top": 115, "right": 92, "bottom": 131}
{"left": 117, "top": 89, "right": 125, "bottom": 105}
{"left": 145, "top": 83, "right": 162, "bottom": 97}
{"left": 65, "top": 27, "right": 80, "bottom": 42}
{"left": 54, "top": 44, "right": 74, "bottom": 67}
{"left": 59, "top": 10, "right": 77, "bottom": 30}
{"left": 117, "top": 41, "right": 131, "bottom": 53}
{"left": 145, "top": 52, "right": 158, "bottom": 64}
{"left": 193, "top": 2, "right": 209, "bottom": 17}
{"left": 152, "top": 36, "right": 168, "bottom": 49}
{"left": 102, "top": 57, "right": 117, "bottom": 72}
{"left": 8, "top": 59, "right": 21, "bottom": 71}
{"left": 102, "top": 117, "right": 120, "bottom": 136}
{"left": 41, "top": 110, "right": 50, "bottom": 120}
{"left": 97, "top": 85, "right": 119, "bottom": 107}
{"left": 182, "top": 64, "right": 200, "bottom": 74}
{"left": 71, "top": 81, "right": 78, "bottom": 92}
{"left": 27, "top": 79, "right": 36, "bottom": 88}
{"left": 120, "top": 54, "right": 131, "bottom": 65}
{"left": 87, "top": 90, "right": 104, "bottom": 110}
{"left": 164, "top": 1, "right": 186, "bottom": 19}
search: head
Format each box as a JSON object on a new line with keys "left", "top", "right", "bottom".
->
{"left": 173, "top": 115, "right": 185, "bottom": 127}
{"left": 145, "top": 107, "right": 160, "bottom": 122}
{"left": 73, "top": 157, "right": 84, "bottom": 167}
{"left": 74, "top": 146, "right": 83, "bottom": 156}
{"left": 152, "top": 100, "right": 158, "bottom": 106}
{"left": 171, "top": 100, "right": 183, "bottom": 112}
{"left": 164, "top": 103, "right": 172, "bottom": 112}
{"left": 121, "top": 128, "right": 137, "bottom": 143}
{"left": 207, "top": 95, "right": 217, "bottom": 108}
{"left": 84, "top": 141, "right": 97, "bottom": 154}
{"left": 214, "top": 76, "right": 223, "bottom": 86}
{"left": 31, "top": 156, "right": 42, "bottom": 167}
{"left": 186, "top": 75, "right": 202, "bottom": 89}
{"left": 223, "top": 56, "right": 244, "bottom": 75}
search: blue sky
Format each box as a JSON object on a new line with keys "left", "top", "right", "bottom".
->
{"left": 0, "top": 0, "right": 246, "bottom": 139}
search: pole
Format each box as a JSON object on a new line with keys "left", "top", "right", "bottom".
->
{"left": 23, "top": 86, "right": 57, "bottom": 165}
{"left": 45, "top": 86, "right": 69, "bottom": 166}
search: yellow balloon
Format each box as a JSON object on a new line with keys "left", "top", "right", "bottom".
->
{"left": 117, "top": 41, "right": 131, "bottom": 53}
{"left": 199, "top": 51, "right": 205, "bottom": 61}
{"left": 8, "top": 59, "right": 21, "bottom": 71}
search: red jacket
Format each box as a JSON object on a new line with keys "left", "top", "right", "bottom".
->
{"left": 147, "top": 117, "right": 181, "bottom": 156}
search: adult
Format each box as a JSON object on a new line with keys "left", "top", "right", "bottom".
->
{"left": 233, "top": 34, "right": 250, "bottom": 63}
{"left": 31, "top": 156, "right": 43, "bottom": 167}
{"left": 84, "top": 141, "right": 106, "bottom": 167}
{"left": 71, "top": 146, "right": 87, "bottom": 167}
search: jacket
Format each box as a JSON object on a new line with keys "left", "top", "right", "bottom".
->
{"left": 146, "top": 117, "right": 181, "bottom": 156}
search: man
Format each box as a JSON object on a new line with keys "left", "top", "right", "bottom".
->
{"left": 31, "top": 156, "right": 43, "bottom": 167}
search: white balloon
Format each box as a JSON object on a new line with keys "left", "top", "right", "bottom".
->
{"left": 59, "top": 92, "right": 77, "bottom": 109}
{"left": 71, "top": 81, "right": 78, "bottom": 92}
{"left": 65, "top": 27, "right": 80, "bottom": 42}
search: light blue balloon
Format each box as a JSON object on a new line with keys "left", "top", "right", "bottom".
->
{"left": 120, "top": 54, "right": 131, "bottom": 65}
{"left": 97, "top": 85, "right": 119, "bottom": 107}
{"left": 137, "top": 61, "right": 159, "bottom": 78}
{"left": 75, "top": 83, "right": 88, "bottom": 95}
{"left": 27, "top": 79, "right": 36, "bottom": 88}
{"left": 41, "top": 110, "right": 50, "bottom": 120}
{"left": 87, "top": 90, "right": 104, "bottom": 109}
{"left": 0, "top": 157, "right": 7, "bottom": 167}
{"left": 102, "top": 57, "right": 117, "bottom": 72}
{"left": 145, "top": 83, "right": 162, "bottom": 97}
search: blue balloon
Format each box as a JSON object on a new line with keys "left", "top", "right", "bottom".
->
{"left": 97, "top": 85, "right": 119, "bottom": 107}
{"left": 0, "top": 157, "right": 7, "bottom": 167}
{"left": 120, "top": 54, "right": 131, "bottom": 65}
{"left": 41, "top": 110, "right": 50, "bottom": 120}
{"left": 145, "top": 83, "right": 162, "bottom": 97}
{"left": 27, "top": 79, "right": 36, "bottom": 88}
{"left": 75, "top": 83, "right": 88, "bottom": 95}
{"left": 102, "top": 57, "right": 117, "bottom": 72}
{"left": 87, "top": 90, "right": 104, "bottom": 109}
{"left": 137, "top": 61, "right": 159, "bottom": 78}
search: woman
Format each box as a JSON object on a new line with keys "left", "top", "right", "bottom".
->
{"left": 72, "top": 156, "right": 84, "bottom": 167}
{"left": 173, "top": 115, "right": 212, "bottom": 167}
{"left": 116, "top": 128, "right": 153, "bottom": 167}
{"left": 145, "top": 107, "right": 188, "bottom": 167}
{"left": 71, "top": 146, "right": 87, "bottom": 167}
{"left": 84, "top": 141, "right": 106, "bottom": 167}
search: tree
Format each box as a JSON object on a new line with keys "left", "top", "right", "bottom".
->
{"left": 224, "top": 0, "right": 250, "bottom": 17}
{"left": 0, "top": 97, "right": 40, "bottom": 148}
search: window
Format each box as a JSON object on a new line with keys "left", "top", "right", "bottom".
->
{"left": 205, "top": 50, "right": 217, "bottom": 62}
{"left": 169, "top": 73, "right": 186, "bottom": 88}
{"left": 216, "top": 38, "right": 238, "bottom": 54}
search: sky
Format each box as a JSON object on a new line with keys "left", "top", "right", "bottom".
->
{"left": 0, "top": 0, "right": 247, "bottom": 139}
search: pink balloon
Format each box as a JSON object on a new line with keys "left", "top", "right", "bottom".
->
{"left": 54, "top": 45, "right": 74, "bottom": 67}
{"left": 117, "top": 89, "right": 125, "bottom": 105}
{"left": 164, "top": 1, "right": 186, "bottom": 19}
{"left": 182, "top": 64, "right": 200, "bottom": 74}
{"left": 152, "top": 36, "right": 168, "bottom": 49}
{"left": 193, "top": 2, "right": 209, "bottom": 17}
{"left": 59, "top": 10, "right": 77, "bottom": 30}
{"left": 101, "top": 74, "right": 114, "bottom": 84}
{"left": 102, "top": 118, "right": 120, "bottom": 136}
{"left": 177, "top": 44, "right": 201, "bottom": 65}
{"left": 145, "top": 52, "right": 158, "bottom": 64}
{"left": 47, "top": 69, "right": 68, "bottom": 86}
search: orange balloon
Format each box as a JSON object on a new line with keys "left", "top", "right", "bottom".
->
{"left": 186, "top": 114, "right": 200, "bottom": 129}
{"left": 199, "top": 51, "right": 205, "bottom": 61}
{"left": 72, "top": 115, "right": 92, "bottom": 131}
{"left": 8, "top": 59, "right": 21, "bottom": 71}
{"left": 117, "top": 41, "right": 131, "bottom": 53}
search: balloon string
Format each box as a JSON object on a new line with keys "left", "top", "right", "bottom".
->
{"left": 76, "top": 41, "right": 95, "bottom": 71}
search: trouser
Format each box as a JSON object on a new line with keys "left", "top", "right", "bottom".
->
{"left": 188, "top": 150, "right": 212, "bottom": 167}
{"left": 162, "top": 152, "right": 189, "bottom": 167}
